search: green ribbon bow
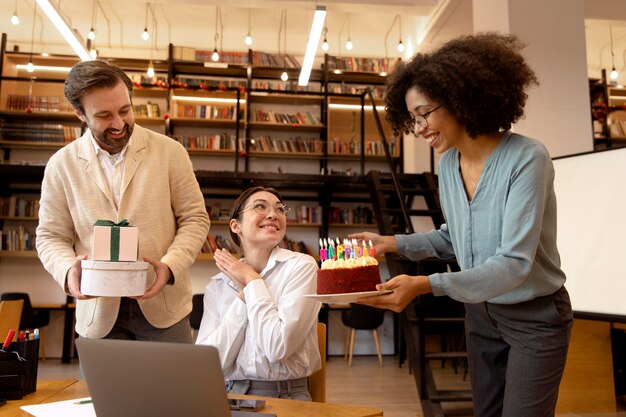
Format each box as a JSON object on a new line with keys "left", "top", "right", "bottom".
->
{"left": 94, "top": 219, "right": 130, "bottom": 261}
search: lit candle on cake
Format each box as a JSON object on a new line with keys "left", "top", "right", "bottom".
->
{"left": 344, "top": 238, "right": 351, "bottom": 259}
{"left": 319, "top": 238, "right": 326, "bottom": 261}
{"left": 369, "top": 239, "right": 376, "bottom": 258}
{"left": 328, "top": 238, "right": 335, "bottom": 260}
{"left": 362, "top": 239, "right": 369, "bottom": 257}
{"left": 337, "top": 238, "right": 344, "bottom": 260}
{"left": 352, "top": 238, "right": 361, "bottom": 257}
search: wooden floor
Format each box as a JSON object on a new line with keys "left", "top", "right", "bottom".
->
{"left": 37, "top": 355, "right": 626, "bottom": 417}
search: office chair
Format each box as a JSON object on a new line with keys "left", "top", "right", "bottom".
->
{"left": 0, "top": 299, "right": 24, "bottom": 343}
{"left": 0, "top": 293, "right": 50, "bottom": 360}
{"left": 308, "top": 323, "right": 327, "bottom": 402}
{"left": 342, "top": 303, "right": 385, "bottom": 367}
{"left": 189, "top": 293, "right": 204, "bottom": 340}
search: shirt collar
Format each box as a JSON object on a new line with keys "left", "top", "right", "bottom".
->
{"left": 90, "top": 130, "right": 131, "bottom": 160}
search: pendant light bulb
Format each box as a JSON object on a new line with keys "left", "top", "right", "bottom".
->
{"left": 11, "top": 14, "right": 20, "bottom": 25}
{"left": 88, "top": 28, "right": 96, "bottom": 41}
{"left": 211, "top": 48, "right": 220, "bottom": 62}
{"left": 397, "top": 40, "right": 405, "bottom": 53}
{"left": 281, "top": 70, "right": 289, "bottom": 82}
{"left": 322, "top": 38, "right": 329, "bottom": 52}
{"left": 141, "top": 27, "right": 150, "bottom": 41}
{"left": 610, "top": 68, "right": 619, "bottom": 81}
{"left": 147, "top": 62, "right": 155, "bottom": 77}
{"left": 346, "top": 38, "right": 353, "bottom": 51}
{"left": 245, "top": 34, "right": 252, "bottom": 46}
{"left": 26, "top": 61, "right": 34, "bottom": 73}
{"left": 89, "top": 48, "right": 98, "bottom": 59}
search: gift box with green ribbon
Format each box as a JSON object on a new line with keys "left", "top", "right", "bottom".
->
{"left": 91, "top": 219, "right": 139, "bottom": 262}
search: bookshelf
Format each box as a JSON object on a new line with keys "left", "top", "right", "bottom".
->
{"left": 590, "top": 69, "right": 626, "bottom": 150}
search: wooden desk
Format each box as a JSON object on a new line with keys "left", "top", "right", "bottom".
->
{"left": 6, "top": 379, "right": 384, "bottom": 417}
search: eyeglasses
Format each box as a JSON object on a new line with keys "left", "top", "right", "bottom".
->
{"left": 239, "top": 200, "right": 290, "bottom": 218}
{"left": 411, "top": 105, "right": 442, "bottom": 132}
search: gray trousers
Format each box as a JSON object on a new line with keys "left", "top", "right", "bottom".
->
{"left": 227, "top": 377, "right": 312, "bottom": 401}
{"left": 465, "top": 286, "right": 573, "bottom": 417}
{"left": 104, "top": 297, "right": 192, "bottom": 343}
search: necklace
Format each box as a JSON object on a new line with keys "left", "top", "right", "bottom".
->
{"left": 461, "top": 162, "right": 479, "bottom": 190}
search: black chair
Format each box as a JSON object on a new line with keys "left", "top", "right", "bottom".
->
{"left": 189, "top": 293, "right": 204, "bottom": 340}
{"left": 0, "top": 292, "right": 50, "bottom": 360}
{"left": 341, "top": 303, "right": 385, "bottom": 367}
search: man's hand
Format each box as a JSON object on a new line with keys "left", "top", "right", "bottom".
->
{"left": 67, "top": 255, "right": 94, "bottom": 300}
{"left": 136, "top": 256, "right": 172, "bottom": 300}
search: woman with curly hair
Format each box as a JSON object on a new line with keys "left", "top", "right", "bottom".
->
{"left": 351, "top": 32, "right": 572, "bottom": 416}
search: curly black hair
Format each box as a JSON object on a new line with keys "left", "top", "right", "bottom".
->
{"left": 385, "top": 32, "right": 539, "bottom": 138}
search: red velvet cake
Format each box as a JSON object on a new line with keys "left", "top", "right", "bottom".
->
{"left": 317, "top": 257, "right": 381, "bottom": 294}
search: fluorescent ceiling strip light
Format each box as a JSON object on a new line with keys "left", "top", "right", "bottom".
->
{"left": 329, "top": 103, "right": 386, "bottom": 111}
{"left": 298, "top": 6, "right": 326, "bottom": 87}
{"left": 172, "top": 96, "right": 246, "bottom": 104}
{"left": 36, "top": 0, "right": 91, "bottom": 61}
{"left": 16, "top": 64, "right": 72, "bottom": 72}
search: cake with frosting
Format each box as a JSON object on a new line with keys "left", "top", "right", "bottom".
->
{"left": 317, "top": 256, "right": 381, "bottom": 294}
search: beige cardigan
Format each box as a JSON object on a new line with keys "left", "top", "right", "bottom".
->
{"left": 36, "top": 125, "right": 210, "bottom": 338}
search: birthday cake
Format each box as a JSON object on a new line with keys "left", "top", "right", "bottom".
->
{"left": 317, "top": 256, "right": 381, "bottom": 295}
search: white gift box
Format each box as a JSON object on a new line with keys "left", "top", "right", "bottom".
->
{"left": 80, "top": 260, "right": 149, "bottom": 297}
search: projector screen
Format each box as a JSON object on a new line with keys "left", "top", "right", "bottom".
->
{"left": 553, "top": 147, "right": 626, "bottom": 321}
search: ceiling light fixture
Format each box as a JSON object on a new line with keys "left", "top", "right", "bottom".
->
{"left": 345, "top": 14, "right": 353, "bottom": 51}
{"left": 27, "top": 0, "right": 37, "bottom": 73}
{"left": 147, "top": 9, "right": 156, "bottom": 77}
{"left": 11, "top": 0, "right": 20, "bottom": 25}
{"left": 244, "top": 9, "right": 253, "bottom": 47}
{"left": 141, "top": 3, "right": 150, "bottom": 41}
{"left": 397, "top": 15, "right": 405, "bottom": 53}
{"left": 88, "top": 0, "right": 96, "bottom": 40}
{"left": 609, "top": 27, "right": 619, "bottom": 81}
{"left": 35, "top": 0, "right": 91, "bottom": 61}
{"left": 321, "top": 26, "right": 329, "bottom": 52}
{"left": 299, "top": 6, "right": 326, "bottom": 86}
{"left": 279, "top": 9, "right": 289, "bottom": 82}
{"left": 211, "top": 6, "right": 223, "bottom": 62}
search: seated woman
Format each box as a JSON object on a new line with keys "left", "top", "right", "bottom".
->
{"left": 196, "top": 186, "right": 321, "bottom": 401}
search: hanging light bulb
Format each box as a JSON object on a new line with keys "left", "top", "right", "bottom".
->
{"left": 244, "top": 9, "right": 252, "bottom": 46}
{"left": 88, "top": 28, "right": 96, "bottom": 41}
{"left": 141, "top": 27, "right": 150, "bottom": 41}
{"left": 397, "top": 40, "right": 405, "bottom": 53}
{"left": 245, "top": 33, "right": 252, "bottom": 46}
{"left": 147, "top": 61, "right": 155, "bottom": 77}
{"left": 611, "top": 68, "right": 619, "bottom": 81}
{"left": 26, "top": 61, "right": 35, "bottom": 73}
{"left": 281, "top": 70, "right": 289, "bottom": 81}
{"left": 609, "top": 27, "right": 619, "bottom": 82}
{"left": 11, "top": 0, "right": 19, "bottom": 25}
{"left": 89, "top": 47, "right": 98, "bottom": 59}
{"left": 321, "top": 27, "right": 329, "bottom": 52}
{"left": 346, "top": 38, "right": 353, "bottom": 50}
{"left": 211, "top": 48, "right": 220, "bottom": 62}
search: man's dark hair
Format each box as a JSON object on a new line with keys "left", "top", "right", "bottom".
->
{"left": 64, "top": 60, "right": 134, "bottom": 115}
{"left": 385, "top": 32, "right": 539, "bottom": 138}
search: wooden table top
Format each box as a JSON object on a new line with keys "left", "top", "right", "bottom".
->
{"left": 5, "top": 379, "right": 384, "bottom": 417}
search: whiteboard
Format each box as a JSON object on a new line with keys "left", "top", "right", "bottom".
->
{"left": 553, "top": 147, "right": 626, "bottom": 320}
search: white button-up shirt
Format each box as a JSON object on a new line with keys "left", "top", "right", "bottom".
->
{"left": 196, "top": 247, "right": 322, "bottom": 381}
{"left": 91, "top": 133, "right": 129, "bottom": 210}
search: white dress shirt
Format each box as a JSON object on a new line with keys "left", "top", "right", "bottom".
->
{"left": 196, "top": 247, "right": 322, "bottom": 381}
{"left": 91, "top": 133, "right": 129, "bottom": 210}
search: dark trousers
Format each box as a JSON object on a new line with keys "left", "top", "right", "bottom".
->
{"left": 104, "top": 297, "right": 192, "bottom": 343}
{"left": 465, "top": 286, "right": 573, "bottom": 417}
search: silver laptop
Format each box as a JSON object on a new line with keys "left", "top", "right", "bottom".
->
{"left": 76, "top": 338, "right": 274, "bottom": 417}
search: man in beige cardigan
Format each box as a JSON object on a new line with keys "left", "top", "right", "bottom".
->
{"left": 36, "top": 60, "right": 210, "bottom": 342}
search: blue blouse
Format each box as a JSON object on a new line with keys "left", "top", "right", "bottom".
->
{"left": 396, "top": 131, "right": 566, "bottom": 304}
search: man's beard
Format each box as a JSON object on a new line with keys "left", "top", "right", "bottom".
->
{"left": 90, "top": 122, "right": 134, "bottom": 154}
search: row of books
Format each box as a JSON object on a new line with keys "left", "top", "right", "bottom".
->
{"left": 250, "top": 110, "right": 321, "bottom": 125}
{"left": 328, "top": 206, "right": 375, "bottom": 225}
{"left": 327, "top": 83, "right": 385, "bottom": 98}
{"left": 328, "top": 137, "right": 400, "bottom": 156}
{"left": 0, "top": 196, "right": 39, "bottom": 218}
{"left": 0, "top": 122, "right": 81, "bottom": 144}
{"left": 200, "top": 234, "right": 238, "bottom": 255}
{"left": 5, "top": 95, "right": 73, "bottom": 113}
{"left": 129, "top": 74, "right": 168, "bottom": 88}
{"left": 325, "top": 56, "right": 400, "bottom": 73}
{"left": 172, "top": 134, "right": 242, "bottom": 151}
{"left": 173, "top": 77, "right": 247, "bottom": 90}
{"left": 248, "top": 136, "right": 323, "bottom": 154}
{"left": 206, "top": 203, "right": 231, "bottom": 221}
{"left": 251, "top": 52, "right": 300, "bottom": 69}
{"left": 133, "top": 102, "right": 161, "bottom": 118}
{"left": 278, "top": 237, "right": 314, "bottom": 256}
{"left": 290, "top": 206, "right": 323, "bottom": 225}
{"left": 172, "top": 103, "right": 241, "bottom": 120}
{"left": 250, "top": 80, "right": 319, "bottom": 92}
{"left": 1, "top": 226, "right": 36, "bottom": 252}
{"left": 195, "top": 50, "right": 250, "bottom": 65}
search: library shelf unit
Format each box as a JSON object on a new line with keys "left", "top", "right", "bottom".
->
{"left": 590, "top": 69, "right": 626, "bottom": 150}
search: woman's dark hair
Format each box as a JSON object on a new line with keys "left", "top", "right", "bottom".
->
{"left": 385, "top": 32, "right": 539, "bottom": 138}
{"left": 229, "top": 186, "right": 284, "bottom": 247}
{"left": 64, "top": 60, "right": 134, "bottom": 115}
